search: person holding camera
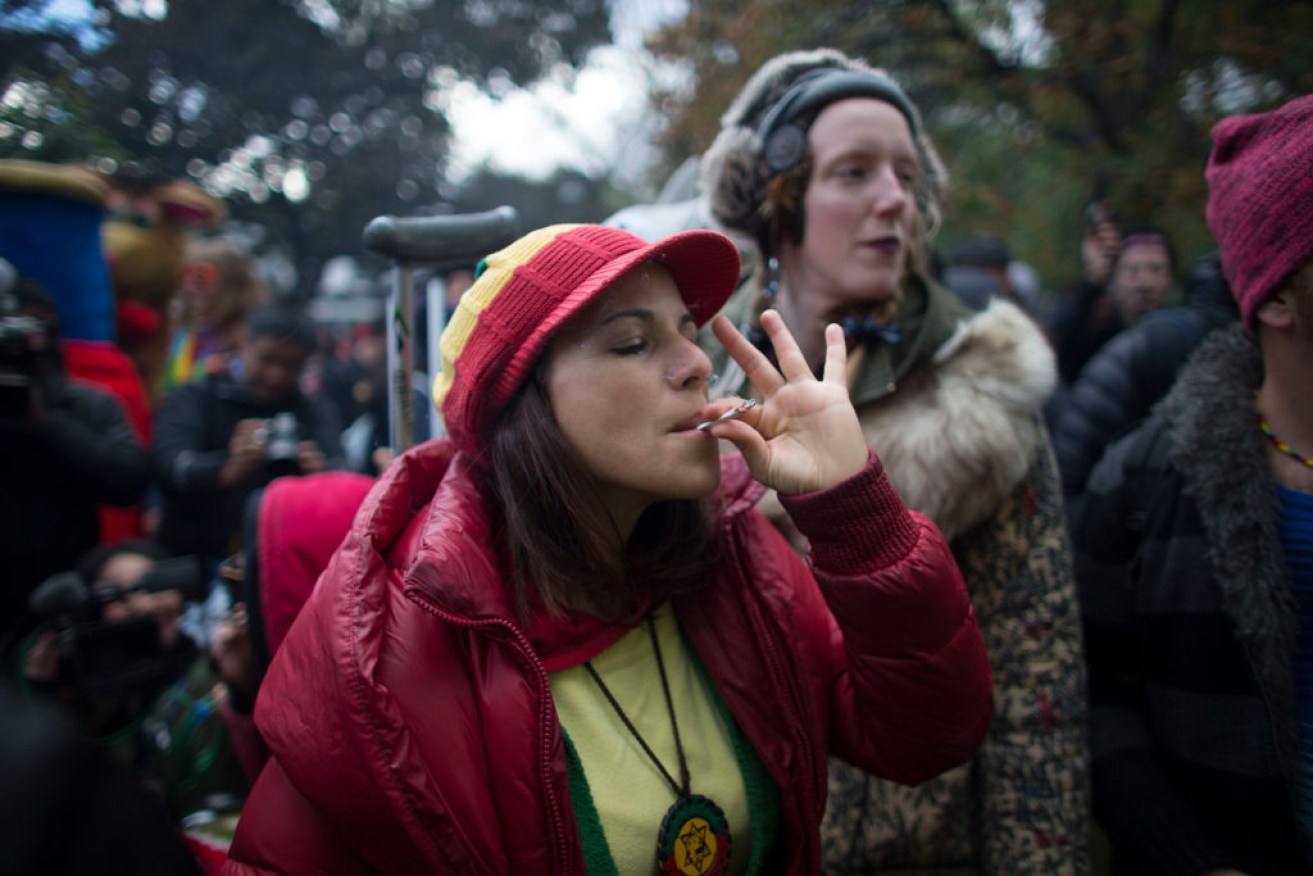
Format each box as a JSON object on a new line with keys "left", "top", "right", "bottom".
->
{"left": 0, "top": 263, "right": 149, "bottom": 644}
{"left": 152, "top": 302, "right": 343, "bottom": 562}
{"left": 21, "top": 538, "right": 255, "bottom": 832}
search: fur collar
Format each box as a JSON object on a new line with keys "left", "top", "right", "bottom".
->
{"left": 858, "top": 299, "right": 1056, "bottom": 541}
{"left": 1156, "top": 323, "right": 1296, "bottom": 749}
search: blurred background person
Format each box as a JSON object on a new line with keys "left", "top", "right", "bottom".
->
{"left": 100, "top": 170, "right": 227, "bottom": 404}
{"left": 1075, "top": 93, "right": 1313, "bottom": 875}
{"left": 1106, "top": 226, "right": 1178, "bottom": 325}
{"left": 1051, "top": 251, "right": 1238, "bottom": 517}
{"left": 17, "top": 536, "right": 254, "bottom": 872}
{"left": 151, "top": 302, "right": 343, "bottom": 563}
{"left": 319, "top": 321, "right": 388, "bottom": 472}
{"left": 0, "top": 264, "right": 148, "bottom": 646}
{"left": 1047, "top": 216, "right": 1177, "bottom": 387}
{"left": 163, "top": 236, "right": 270, "bottom": 393}
{"left": 940, "top": 231, "right": 1044, "bottom": 320}
{"left": 0, "top": 158, "right": 154, "bottom": 542}
{"left": 699, "top": 48, "right": 1089, "bottom": 873}
{"left": 1044, "top": 202, "right": 1121, "bottom": 384}
{"left": 0, "top": 679, "right": 202, "bottom": 876}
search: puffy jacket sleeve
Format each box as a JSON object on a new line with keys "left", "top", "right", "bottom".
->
{"left": 222, "top": 759, "right": 373, "bottom": 876}
{"left": 1051, "top": 313, "right": 1199, "bottom": 501}
{"left": 818, "top": 439, "right": 1090, "bottom": 874}
{"left": 779, "top": 452, "right": 993, "bottom": 785}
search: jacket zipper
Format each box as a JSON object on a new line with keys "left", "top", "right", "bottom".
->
{"left": 404, "top": 585, "right": 573, "bottom": 876}
{"left": 725, "top": 520, "right": 819, "bottom": 861}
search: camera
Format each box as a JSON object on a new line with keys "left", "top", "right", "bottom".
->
{"left": 264, "top": 411, "right": 302, "bottom": 477}
{"left": 26, "top": 556, "right": 210, "bottom": 696}
{"left": 0, "top": 297, "right": 52, "bottom": 420}
{"left": 0, "top": 313, "right": 48, "bottom": 364}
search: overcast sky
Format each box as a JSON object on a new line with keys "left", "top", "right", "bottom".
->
{"left": 444, "top": 0, "right": 689, "bottom": 190}
{"left": 30, "top": 0, "right": 689, "bottom": 192}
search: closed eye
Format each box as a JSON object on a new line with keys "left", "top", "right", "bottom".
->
{"left": 613, "top": 339, "right": 648, "bottom": 356}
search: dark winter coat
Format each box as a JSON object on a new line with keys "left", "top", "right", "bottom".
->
{"left": 1052, "top": 253, "right": 1239, "bottom": 504}
{"left": 1075, "top": 323, "right": 1310, "bottom": 875}
{"left": 1047, "top": 278, "right": 1125, "bottom": 386}
{"left": 1, "top": 379, "right": 147, "bottom": 632}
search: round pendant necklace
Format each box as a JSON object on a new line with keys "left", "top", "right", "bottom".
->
{"left": 583, "top": 616, "right": 732, "bottom": 876}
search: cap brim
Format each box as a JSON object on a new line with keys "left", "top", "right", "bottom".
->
{"left": 532, "top": 228, "right": 742, "bottom": 348}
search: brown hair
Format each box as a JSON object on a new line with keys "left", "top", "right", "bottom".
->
{"left": 183, "top": 237, "right": 269, "bottom": 332}
{"left": 485, "top": 364, "right": 720, "bottom": 624}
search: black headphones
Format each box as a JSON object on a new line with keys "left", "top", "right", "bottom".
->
{"left": 755, "top": 68, "right": 921, "bottom": 177}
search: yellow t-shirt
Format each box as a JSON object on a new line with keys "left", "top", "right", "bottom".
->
{"left": 550, "top": 603, "right": 751, "bottom": 875}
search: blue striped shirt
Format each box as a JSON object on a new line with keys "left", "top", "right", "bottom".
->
{"left": 1280, "top": 483, "right": 1313, "bottom": 846}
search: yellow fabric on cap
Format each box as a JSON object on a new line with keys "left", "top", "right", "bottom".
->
{"left": 432, "top": 223, "right": 580, "bottom": 417}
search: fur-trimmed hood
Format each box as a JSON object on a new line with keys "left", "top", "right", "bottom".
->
{"left": 1155, "top": 323, "right": 1296, "bottom": 750}
{"left": 858, "top": 298, "right": 1056, "bottom": 541}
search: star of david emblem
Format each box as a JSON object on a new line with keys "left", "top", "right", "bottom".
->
{"left": 678, "top": 819, "right": 713, "bottom": 874}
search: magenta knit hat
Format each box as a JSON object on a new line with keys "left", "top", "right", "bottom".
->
{"left": 434, "top": 223, "right": 741, "bottom": 458}
{"left": 1205, "top": 94, "right": 1313, "bottom": 329}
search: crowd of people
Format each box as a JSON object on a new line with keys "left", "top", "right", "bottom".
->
{"left": 0, "top": 42, "right": 1310, "bottom": 876}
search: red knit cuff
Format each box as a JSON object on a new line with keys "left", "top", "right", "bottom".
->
{"left": 778, "top": 451, "right": 921, "bottom": 573}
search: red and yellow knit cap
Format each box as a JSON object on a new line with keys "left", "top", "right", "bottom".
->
{"left": 435, "top": 223, "right": 741, "bottom": 457}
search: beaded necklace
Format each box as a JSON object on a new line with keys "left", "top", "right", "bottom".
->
{"left": 1258, "top": 413, "right": 1313, "bottom": 469}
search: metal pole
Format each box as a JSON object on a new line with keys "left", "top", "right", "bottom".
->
{"left": 385, "top": 263, "right": 415, "bottom": 452}
{"left": 363, "top": 205, "right": 519, "bottom": 452}
{"left": 425, "top": 274, "right": 447, "bottom": 440}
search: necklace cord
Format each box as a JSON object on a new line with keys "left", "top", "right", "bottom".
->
{"left": 648, "top": 615, "right": 691, "bottom": 794}
{"left": 582, "top": 616, "right": 691, "bottom": 798}
{"left": 1257, "top": 410, "right": 1313, "bottom": 469}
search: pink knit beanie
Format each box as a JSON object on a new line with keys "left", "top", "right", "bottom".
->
{"left": 1205, "top": 94, "right": 1313, "bottom": 329}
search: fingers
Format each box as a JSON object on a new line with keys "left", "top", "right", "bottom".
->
{"left": 820, "top": 322, "right": 848, "bottom": 386}
{"left": 708, "top": 416, "right": 769, "bottom": 470}
{"left": 231, "top": 419, "right": 269, "bottom": 457}
{"left": 711, "top": 315, "right": 783, "bottom": 396}
{"left": 234, "top": 418, "right": 265, "bottom": 443}
{"left": 711, "top": 309, "right": 820, "bottom": 395}
{"left": 757, "top": 310, "right": 813, "bottom": 383}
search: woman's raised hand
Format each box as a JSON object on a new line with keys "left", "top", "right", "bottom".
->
{"left": 707, "top": 310, "right": 868, "bottom": 495}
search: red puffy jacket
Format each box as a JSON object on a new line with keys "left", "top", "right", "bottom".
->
{"left": 224, "top": 441, "right": 991, "bottom": 874}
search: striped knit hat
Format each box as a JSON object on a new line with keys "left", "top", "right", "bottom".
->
{"left": 435, "top": 223, "right": 741, "bottom": 457}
